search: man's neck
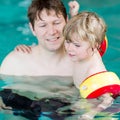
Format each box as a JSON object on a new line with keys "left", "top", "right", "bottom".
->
{"left": 35, "top": 45, "right": 66, "bottom": 63}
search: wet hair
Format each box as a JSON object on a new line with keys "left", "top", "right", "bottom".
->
{"left": 28, "top": 0, "right": 67, "bottom": 28}
{"left": 63, "top": 11, "right": 107, "bottom": 49}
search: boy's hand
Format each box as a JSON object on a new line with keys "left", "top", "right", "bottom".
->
{"left": 14, "top": 45, "right": 32, "bottom": 53}
{"left": 69, "top": 0, "right": 80, "bottom": 17}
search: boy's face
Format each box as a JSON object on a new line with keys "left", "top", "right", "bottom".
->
{"left": 64, "top": 33, "right": 93, "bottom": 62}
{"left": 30, "top": 9, "right": 67, "bottom": 52}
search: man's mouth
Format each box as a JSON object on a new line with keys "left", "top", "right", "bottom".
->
{"left": 46, "top": 37, "right": 60, "bottom": 42}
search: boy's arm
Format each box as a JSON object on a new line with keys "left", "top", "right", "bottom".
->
{"left": 79, "top": 93, "right": 114, "bottom": 119}
{"left": 69, "top": 1, "right": 80, "bottom": 17}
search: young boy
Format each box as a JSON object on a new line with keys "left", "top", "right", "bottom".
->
{"left": 63, "top": 11, "right": 120, "bottom": 119}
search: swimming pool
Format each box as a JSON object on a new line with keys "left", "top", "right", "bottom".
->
{"left": 1, "top": 75, "right": 120, "bottom": 120}
{"left": 0, "top": 0, "right": 120, "bottom": 120}
{"left": 0, "top": 0, "right": 120, "bottom": 76}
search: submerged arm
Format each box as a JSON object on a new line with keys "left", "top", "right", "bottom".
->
{"left": 80, "top": 93, "right": 114, "bottom": 120}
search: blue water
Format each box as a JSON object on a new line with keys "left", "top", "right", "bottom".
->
{"left": 0, "top": 0, "right": 120, "bottom": 76}
{"left": 0, "top": 0, "right": 120, "bottom": 120}
{"left": 1, "top": 75, "right": 120, "bottom": 120}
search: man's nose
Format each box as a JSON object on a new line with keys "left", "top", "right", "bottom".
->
{"left": 48, "top": 24, "right": 57, "bottom": 35}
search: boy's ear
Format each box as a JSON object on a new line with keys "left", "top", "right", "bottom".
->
{"left": 29, "top": 22, "right": 36, "bottom": 36}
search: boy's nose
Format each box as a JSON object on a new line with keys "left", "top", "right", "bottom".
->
{"left": 65, "top": 42, "right": 74, "bottom": 51}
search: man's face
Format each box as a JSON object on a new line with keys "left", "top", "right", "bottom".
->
{"left": 30, "top": 9, "right": 67, "bottom": 52}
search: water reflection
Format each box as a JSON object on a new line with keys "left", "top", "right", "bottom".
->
{"left": 0, "top": 75, "right": 79, "bottom": 120}
{"left": 0, "top": 75, "right": 79, "bottom": 99}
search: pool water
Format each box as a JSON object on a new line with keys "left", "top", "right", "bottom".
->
{"left": 0, "top": 0, "right": 120, "bottom": 120}
{"left": 0, "top": 0, "right": 120, "bottom": 76}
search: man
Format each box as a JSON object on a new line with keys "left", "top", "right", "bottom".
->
{"left": 0, "top": 0, "right": 80, "bottom": 117}
{"left": 0, "top": 0, "right": 79, "bottom": 76}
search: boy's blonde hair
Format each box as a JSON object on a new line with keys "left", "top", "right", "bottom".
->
{"left": 63, "top": 11, "right": 106, "bottom": 49}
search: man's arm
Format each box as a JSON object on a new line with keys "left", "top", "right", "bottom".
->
{"left": 0, "top": 51, "right": 23, "bottom": 75}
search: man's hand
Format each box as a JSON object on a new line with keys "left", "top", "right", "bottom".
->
{"left": 0, "top": 97, "right": 12, "bottom": 110}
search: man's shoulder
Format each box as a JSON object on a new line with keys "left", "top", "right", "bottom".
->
{"left": 2, "top": 50, "right": 29, "bottom": 63}
{"left": 0, "top": 50, "right": 31, "bottom": 75}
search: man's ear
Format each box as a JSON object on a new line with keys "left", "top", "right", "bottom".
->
{"left": 29, "top": 22, "right": 36, "bottom": 36}
{"left": 66, "top": 15, "right": 69, "bottom": 22}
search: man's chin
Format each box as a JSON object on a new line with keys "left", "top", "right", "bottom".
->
{"left": 49, "top": 48, "right": 61, "bottom": 52}
{"left": 47, "top": 45, "right": 63, "bottom": 52}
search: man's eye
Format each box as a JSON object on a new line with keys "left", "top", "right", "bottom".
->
{"left": 39, "top": 25, "right": 46, "bottom": 27}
